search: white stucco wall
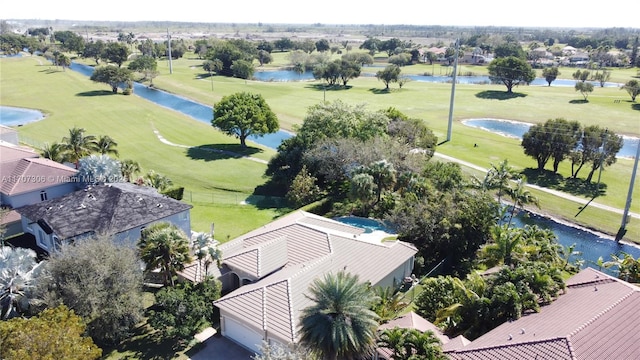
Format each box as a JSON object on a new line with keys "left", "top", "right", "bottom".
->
{"left": 4, "top": 182, "right": 77, "bottom": 208}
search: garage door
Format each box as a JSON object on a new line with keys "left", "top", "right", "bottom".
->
{"left": 224, "top": 317, "right": 264, "bottom": 353}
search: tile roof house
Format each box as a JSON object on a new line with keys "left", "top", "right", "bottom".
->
{"left": 1, "top": 142, "right": 78, "bottom": 237}
{"left": 16, "top": 182, "right": 192, "bottom": 253}
{"left": 210, "top": 210, "right": 418, "bottom": 354}
{"left": 445, "top": 267, "right": 640, "bottom": 359}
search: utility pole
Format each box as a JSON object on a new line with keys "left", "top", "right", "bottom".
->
{"left": 167, "top": 28, "right": 173, "bottom": 75}
{"left": 446, "top": 39, "right": 460, "bottom": 142}
{"left": 616, "top": 140, "right": 640, "bottom": 242}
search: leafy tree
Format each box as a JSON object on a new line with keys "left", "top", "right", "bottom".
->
{"left": 542, "top": 66, "right": 560, "bottom": 86}
{"left": 381, "top": 38, "right": 405, "bottom": 57}
{"left": 138, "top": 222, "right": 193, "bottom": 286}
{"left": 360, "top": 37, "right": 382, "bottom": 55}
{"left": 82, "top": 40, "right": 106, "bottom": 65}
{"left": 608, "top": 253, "right": 640, "bottom": 283}
{"left": 592, "top": 70, "right": 611, "bottom": 87}
{"left": 203, "top": 58, "right": 224, "bottom": 77}
{"left": 286, "top": 165, "right": 323, "bottom": 208}
{"left": 487, "top": 56, "right": 536, "bottom": 93}
{"left": 257, "top": 49, "right": 273, "bottom": 66}
{"left": 299, "top": 271, "right": 379, "bottom": 360}
{"left": 213, "top": 92, "right": 279, "bottom": 147}
{"left": 127, "top": 55, "right": 158, "bottom": 86}
{"left": 54, "top": 30, "right": 84, "bottom": 54}
{"left": 584, "top": 128, "right": 623, "bottom": 183}
{"left": 206, "top": 40, "right": 256, "bottom": 76}
{"left": 388, "top": 53, "right": 412, "bottom": 66}
{"left": 338, "top": 59, "right": 361, "bottom": 86}
{"left": 0, "top": 247, "right": 44, "bottom": 319}
{"left": 622, "top": 79, "right": 639, "bottom": 102}
{"left": 572, "top": 69, "right": 590, "bottom": 82}
{"left": 61, "top": 126, "right": 98, "bottom": 168}
{"left": 493, "top": 42, "right": 526, "bottom": 59}
{"left": 376, "top": 65, "right": 401, "bottom": 90}
{"left": 147, "top": 278, "right": 221, "bottom": 340}
{"left": 254, "top": 342, "right": 313, "bottom": 360}
{"left": 522, "top": 118, "right": 581, "bottom": 172}
{"left": 76, "top": 154, "right": 121, "bottom": 184}
{"left": 315, "top": 39, "right": 330, "bottom": 52}
{"left": 101, "top": 41, "right": 130, "bottom": 67}
{"left": 89, "top": 65, "right": 133, "bottom": 94}
{"left": 574, "top": 81, "right": 594, "bottom": 101}
{"left": 56, "top": 53, "right": 71, "bottom": 71}
{"left": 296, "top": 39, "right": 317, "bottom": 54}
{"left": 35, "top": 236, "right": 144, "bottom": 345}
{"left": 273, "top": 37, "right": 294, "bottom": 52}
{"left": 313, "top": 61, "right": 341, "bottom": 86}
{"left": 0, "top": 305, "right": 102, "bottom": 360}
{"left": 231, "top": 59, "right": 255, "bottom": 79}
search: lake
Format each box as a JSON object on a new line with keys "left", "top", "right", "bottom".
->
{"left": 0, "top": 106, "right": 44, "bottom": 126}
{"left": 463, "top": 118, "right": 639, "bottom": 159}
{"left": 60, "top": 62, "right": 640, "bottom": 274}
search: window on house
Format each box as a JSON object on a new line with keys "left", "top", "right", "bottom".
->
{"left": 40, "top": 190, "right": 48, "bottom": 201}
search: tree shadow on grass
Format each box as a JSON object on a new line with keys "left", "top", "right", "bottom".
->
{"left": 305, "top": 84, "right": 352, "bottom": 92}
{"left": 523, "top": 168, "right": 607, "bottom": 197}
{"left": 569, "top": 99, "right": 589, "bottom": 104}
{"left": 186, "top": 144, "right": 262, "bottom": 162}
{"left": 76, "top": 90, "right": 114, "bottom": 97}
{"left": 368, "top": 88, "right": 392, "bottom": 94}
{"left": 632, "top": 103, "right": 640, "bottom": 111}
{"left": 475, "top": 90, "right": 527, "bottom": 100}
{"left": 102, "top": 323, "right": 189, "bottom": 360}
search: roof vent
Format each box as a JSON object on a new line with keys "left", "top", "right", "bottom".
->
{"left": 520, "top": 328, "right": 525, "bottom": 334}
{"left": 507, "top": 334, "right": 513, "bottom": 340}
{"left": 79, "top": 203, "right": 86, "bottom": 209}
{"left": 46, "top": 206, "right": 53, "bottom": 211}
{"left": 156, "top": 203, "right": 163, "bottom": 208}
{"left": 137, "top": 197, "right": 143, "bottom": 202}
{"left": 594, "top": 286, "right": 598, "bottom": 291}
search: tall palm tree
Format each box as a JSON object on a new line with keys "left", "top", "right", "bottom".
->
{"left": 40, "top": 142, "right": 66, "bottom": 163}
{"left": 377, "top": 327, "right": 408, "bottom": 360}
{"left": 191, "top": 233, "right": 221, "bottom": 282}
{"left": 299, "top": 271, "right": 379, "bottom": 360}
{"left": 505, "top": 176, "right": 540, "bottom": 227}
{"left": 138, "top": 222, "right": 192, "bottom": 286}
{"left": 61, "top": 127, "right": 98, "bottom": 169}
{"left": 144, "top": 170, "right": 173, "bottom": 191}
{"left": 96, "top": 135, "right": 119, "bottom": 157}
{"left": 486, "top": 159, "right": 520, "bottom": 204}
{"left": 405, "top": 329, "right": 447, "bottom": 360}
{"left": 478, "top": 225, "right": 524, "bottom": 267}
{"left": 120, "top": 159, "right": 141, "bottom": 182}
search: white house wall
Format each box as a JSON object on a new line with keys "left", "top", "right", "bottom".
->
{"left": 6, "top": 183, "right": 77, "bottom": 208}
{"left": 374, "top": 257, "right": 414, "bottom": 289}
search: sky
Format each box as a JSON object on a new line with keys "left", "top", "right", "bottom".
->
{"left": 2, "top": 0, "right": 639, "bottom": 29}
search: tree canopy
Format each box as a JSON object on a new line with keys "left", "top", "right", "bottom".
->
{"left": 89, "top": 65, "right": 133, "bottom": 94}
{"left": 212, "top": 92, "right": 279, "bottom": 147}
{"left": 487, "top": 56, "right": 536, "bottom": 93}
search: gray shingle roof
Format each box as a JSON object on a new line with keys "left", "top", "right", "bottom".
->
{"left": 446, "top": 267, "right": 640, "bottom": 360}
{"left": 16, "top": 182, "right": 192, "bottom": 239}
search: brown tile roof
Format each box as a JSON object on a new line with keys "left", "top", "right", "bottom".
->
{"left": 446, "top": 268, "right": 640, "bottom": 360}
{"left": 215, "top": 211, "right": 417, "bottom": 343}
{"left": 379, "top": 311, "right": 450, "bottom": 345}
{"left": 1, "top": 157, "right": 77, "bottom": 196}
{"left": 0, "top": 142, "right": 38, "bottom": 163}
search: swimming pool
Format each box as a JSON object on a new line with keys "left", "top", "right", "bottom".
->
{"left": 335, "top": 216, "right": 397, "bottom": 234}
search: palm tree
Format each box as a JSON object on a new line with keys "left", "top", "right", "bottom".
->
{"left": 144, "top": 170, "right": 173, "bottom": 191}
{"left": 61, "top": 126, "right": 98, "bottom": 169}
{"left": 138, "top": 222, "right": 192, "bottom": 286}
{"left": 96, "top": 135, "right": 119, "bottom": 157}
{"left": 478, "top": 225, "right": 524, "bottom": 267}
{"left": 40, "top": 142, "right": 66, "bottom": 163}
{"left": 504, "top": 176, "right": 540, "bottom": 227}
{"left": 377, "top": 327, "right": 408, "bottom": 360}
{"left": 486, "top": 159, "right": 520, "bottom": 204}
{"left": 0, "top": 247, "right": 45, "bottom": 319}
{"left": 120, "top": 159, "right": 141, "bottom": 182}
{"left": 372, "top": 286, "right": 407, "bottom": 322}
{"left": 191, "top": 233, "right": 222, "bottom": 282}
{"left": 77, "top": 154, "right": 121, "bottom": 184}
{"left": 405, "top": 329, "right": 447, "bottom": 360}
{"left": 299, "top": 271, "right": 379, "bottom": 360}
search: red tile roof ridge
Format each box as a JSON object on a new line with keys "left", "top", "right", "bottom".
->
{"left": 450, "top": 336, "right": 576, "bottom": 358}
{"left": 567, "top": 287, "right": 637, "bottom": 339}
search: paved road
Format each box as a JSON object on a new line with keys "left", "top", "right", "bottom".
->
{"left": 433, "top": 152, "right": 639, "bottom": 220}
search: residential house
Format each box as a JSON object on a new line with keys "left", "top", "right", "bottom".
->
{"left": 444, "top": 267, "right": 640, "bottom": 359}
{"left": 208, "top": 210, "right": 417, "bottom": 354}
{"left": 1, "top": 142, "right": 77, "bottom": 236}
{"left": 16, "top": 182, "right": 192, "bottom": 253}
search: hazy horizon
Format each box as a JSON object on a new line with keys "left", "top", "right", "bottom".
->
{"left": 3, "top": 0, "right": 639, "bottom": 29}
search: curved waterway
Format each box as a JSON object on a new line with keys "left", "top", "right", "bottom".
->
{"left": 64, "top": 62, "right": 638, "bottom": 274}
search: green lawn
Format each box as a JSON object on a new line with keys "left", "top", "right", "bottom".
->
{"left": 0, "top": 56, "right": 283, "bottom": 241}
{"left": 2, "top": 54, "right": 639, "bottom": 241}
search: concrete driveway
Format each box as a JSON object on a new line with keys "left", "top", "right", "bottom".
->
{"left": 188, "top": 334, "right": 254, "bottom": 360}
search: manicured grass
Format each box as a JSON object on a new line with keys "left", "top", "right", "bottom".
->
{"left": 0, "top": 56, "right": 281, "bottom": 240}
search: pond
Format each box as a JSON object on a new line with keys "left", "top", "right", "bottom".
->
{"left": 0, "top": 106, "right": 44, "bottom": 126}
{"left": 62, "top": 62, "right": 638, "bottom": 270}
{"left": 69, "top": 62, "right": 292, "bottom": 149}
{"left": 251, "top": 68, "right": 621, "bottom": 87}
{"left": 463, "top": 118, "right": 639, "bottom": 159}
